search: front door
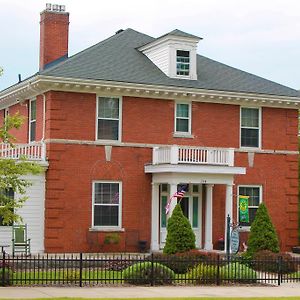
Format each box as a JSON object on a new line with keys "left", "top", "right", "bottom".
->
{"left": 159, "top": 184, "right": 201, "bottom": 248}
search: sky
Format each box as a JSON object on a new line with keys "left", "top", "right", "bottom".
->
{"left": 0, "top": 0, "right": 300, "bottom": 91}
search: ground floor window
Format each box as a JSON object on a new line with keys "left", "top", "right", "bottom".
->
{"left": 238, "top": 185, "right": 262, "bottom": 227}
{"left": 92, "top": 181, "right": 121, "bottom": 228}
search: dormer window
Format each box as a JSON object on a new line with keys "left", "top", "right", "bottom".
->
{"left": 138, "top": 29, "right": 201, "bottom": 81}
{"left": 176, "top": 50, "right": 190, "bottom": 76}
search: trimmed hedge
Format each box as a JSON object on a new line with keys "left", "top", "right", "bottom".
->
{"left": 0, "top": 268, "right": 13, "bottom": 286}
{"left": 149, "top": 250, "right": 220, "bottom": 274}
{"left": 252, "top": 250, "right": 298, "bottom": 274}
{"left": 187, "top": 263, "right": 218, "bottom": 284}
{"left": 220, "top": 262, "right": 257, "bottom": 283}
{"left": 122, "top": 262, "right": 175, "bottom": 285}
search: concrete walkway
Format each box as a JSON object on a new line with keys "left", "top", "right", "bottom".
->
{"left": 0, "top": 283, "right": 300, "bottom": 298}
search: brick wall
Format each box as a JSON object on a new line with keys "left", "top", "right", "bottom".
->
{"left": 41, "top": 91, "right": 298, "bottom": 252}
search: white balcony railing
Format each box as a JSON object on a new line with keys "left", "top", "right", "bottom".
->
{"left": 0, "top": 142, "right": 46, "bottom": 161}
{"left": 153, "top": 145, "right": 234, "bottom": 166}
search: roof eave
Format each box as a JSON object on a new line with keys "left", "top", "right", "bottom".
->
{"left": 1, "top": 75, "right": 299, "bottom": 109}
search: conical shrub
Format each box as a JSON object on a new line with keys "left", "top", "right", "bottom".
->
{"left": 163, "top": 204, "right": 196, "bottom": 254}
{"left": 247, "top": 203, "right": 279, "bottom": 257}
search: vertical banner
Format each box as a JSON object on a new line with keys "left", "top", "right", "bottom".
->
{"left": 239, "top": 195, "right": 249, "bottom": 223}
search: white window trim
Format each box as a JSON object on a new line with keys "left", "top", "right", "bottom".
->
{"left": 237, "top": 185, "right": 262, "bottom": 231}
{"left": 174, "top": 101, "right": 192, "bottom": 137}
{"left": 92, "top": 180, "right": 122, "bottom": 230}
{"left": 29, "top": 99, "right": 36, "bottom": 143}
{"left": 240, "top": 106, "right": 262, "bottom": 149}
{"left": 176, "top": 49, "right": 190, "bottom": 77}
{"left": 95, "top": 96, "right": 122, "bottom": 143}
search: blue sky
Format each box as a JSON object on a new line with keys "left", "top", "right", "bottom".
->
{"left": 0, "top": 0, "right": 299, "bottom": 91}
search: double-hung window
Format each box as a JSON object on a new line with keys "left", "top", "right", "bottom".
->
{"left": 175, "top": 103, "right": 191, "bottom": 134}
{"left": 0, "top": 188, "right": 14, "bottom": 226}
{"left": 240, "top": 107, "right": 260, "bottom": 148}
{"left": 29, "top": 99, "right": 36, "bottom": 142}
{"left": 176, "top": 50, "right": 190, "bottom": 76}
{"left": 238, "top": 186, "right": 262, "bottom": 227}
{"left": 92, "top": 181, "right": 121, "bottom": 228}
{"left": 97, "top": 97, "right": 121, "bottom": 141}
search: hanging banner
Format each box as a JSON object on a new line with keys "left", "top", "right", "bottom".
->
{"left": 239, "top": 195, "right": 249, "bottom": 223}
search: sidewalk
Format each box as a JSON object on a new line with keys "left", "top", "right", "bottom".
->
{"left": 1, "top": 283, "right": 300, "bottom": 299}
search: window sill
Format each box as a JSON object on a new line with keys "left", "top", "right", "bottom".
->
{"left": 240, "top": 146, "right": 261, "bottom": 151}
{"left": 173, "top": 133, "right": 194, "bottom": 139}
{"left": 89, "top": 227, "right": 125, "bottom": 232}
{"left": 95, "top": 139, "right": 121, "bottom": 145}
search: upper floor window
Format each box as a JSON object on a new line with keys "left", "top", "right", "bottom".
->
{"left": 92, "top": 181, "right": 122, "bottom": 228}
{"left": 97, "top": 97, "right": 121, "bottom": 141}
{"left": 240, "top": 107, "right": 260, "bottom": 148}
{"left": 29, "top": 100, "right": 36, "bottom": 142}
{"left": 175, "top": 103, "right": 191, "bottom": 134}
{"left": 238, "top": 186, "right": 262, "bottom": 227}
{"left": 176, "top": 50, "right": 190, "bottom": 76}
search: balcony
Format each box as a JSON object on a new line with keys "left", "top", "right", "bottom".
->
{"left": 0, "top": 142, "right": 46, "bottom": 161}
{"left": 152, "top": 145, "right": 234, "bottom": 166}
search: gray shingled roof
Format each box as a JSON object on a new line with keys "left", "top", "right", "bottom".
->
{"left": 156, "top": 29, "right": 202, "bottom": 40}
{"left": 40, "top": 28, "right": 299, "bottom": 98}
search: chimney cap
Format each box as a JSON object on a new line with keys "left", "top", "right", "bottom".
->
{"left": 45, "top": 3, "right": 66, "bottom": 12}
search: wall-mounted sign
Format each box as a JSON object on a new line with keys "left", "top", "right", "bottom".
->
{"left": 230, "top": 228, "right": 240, "bottom": 254}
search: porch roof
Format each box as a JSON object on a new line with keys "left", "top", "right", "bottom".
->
{"left": 145, "top": 163, "right": 246, "bottom": 175}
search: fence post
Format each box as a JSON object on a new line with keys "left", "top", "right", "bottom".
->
{"left": 216, "top": 254, "right": 220, "bottom": 286}
{"left": 150, "top": 253, "right": 154, "bottom": 286}
{"left": 79, "top": 253, "right": 83, "bottom": 287}
{"left": 277, "top": 255, "right": 282, "bottom": 286}
{"left": 1, "top": 251, "right": 5, "bottom": 287}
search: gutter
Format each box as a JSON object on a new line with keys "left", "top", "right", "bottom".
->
{"left": 1, "top": 75, "right": 300, "bottom": 109}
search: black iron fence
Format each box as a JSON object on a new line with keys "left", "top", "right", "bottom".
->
{"left": 1, "top": 252, "right": 300, "bottom": 287}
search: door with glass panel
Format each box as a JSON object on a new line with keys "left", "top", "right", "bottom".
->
{"left": 159, "top": 184, "right": 201, "bottom": 248}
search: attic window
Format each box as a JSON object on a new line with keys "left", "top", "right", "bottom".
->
{"left": 176, "top": 50, "right": 190, "bottom": 76}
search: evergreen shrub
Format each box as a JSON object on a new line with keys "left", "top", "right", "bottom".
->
{"left": 163, "top": 204, "right": 195, "bottom": 254}
{"left": 247, "top": 203, "right": 279, "bottom": 257}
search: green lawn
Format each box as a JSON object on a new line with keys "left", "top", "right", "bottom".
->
{"left": 1, "top": 298, "right": 300, "bottom": 300}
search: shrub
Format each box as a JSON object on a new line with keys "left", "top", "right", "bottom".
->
{"left": 0, "top": 267, "right": 13, "bottom": 286}
{"left": 220, "top": 262, "right": 257, "bottom": 283}
{"left": 247, "top": 203, "right": 279, "bottom": 257}
{"left": 187, "top": 263, "right": 218, "bottom": 284}
{"left": 163, "top": 204, "right": 195, "bottom": 254}
{"left": 149, "top": 250, "right": 220, "bottom": 274}
{"left": 252, "top": 250, "right": 298, "bottom": 274}
{"left": 123, "top": 262, "right": 175, "bottom": 285}
{"left": 62, "top": 270, "right": 80, "bottom": 282}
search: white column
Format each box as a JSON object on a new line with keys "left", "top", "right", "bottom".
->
{"left": 224, "top": 184, "right": 233, "bottom": 252}
{"left": 204, "top": 184, "right": 214, "bottom": 250}
{"left": 151, "top": 183, "right": 160, "bottom": 251}
{"left": 168, "top": 183, "right": 178, "bottom": 218}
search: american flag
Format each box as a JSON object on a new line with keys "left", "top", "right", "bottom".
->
{"left": 165, "top": 185, "right": 187, "bottom": 215}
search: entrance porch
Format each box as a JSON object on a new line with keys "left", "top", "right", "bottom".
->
{"left": 145, "top": 145, "right": 246, "bottom": 252}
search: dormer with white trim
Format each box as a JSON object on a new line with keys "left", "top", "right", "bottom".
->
{"left": 138, "top": 29, "right": 202, "bottom": 80}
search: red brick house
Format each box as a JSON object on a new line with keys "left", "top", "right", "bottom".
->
{"left": 0, "top": 4, "right": 299, "bottom": 253}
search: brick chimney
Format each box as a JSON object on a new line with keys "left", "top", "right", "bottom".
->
{"left": 39, "top": 3, "right": 69, "bottom": 70}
